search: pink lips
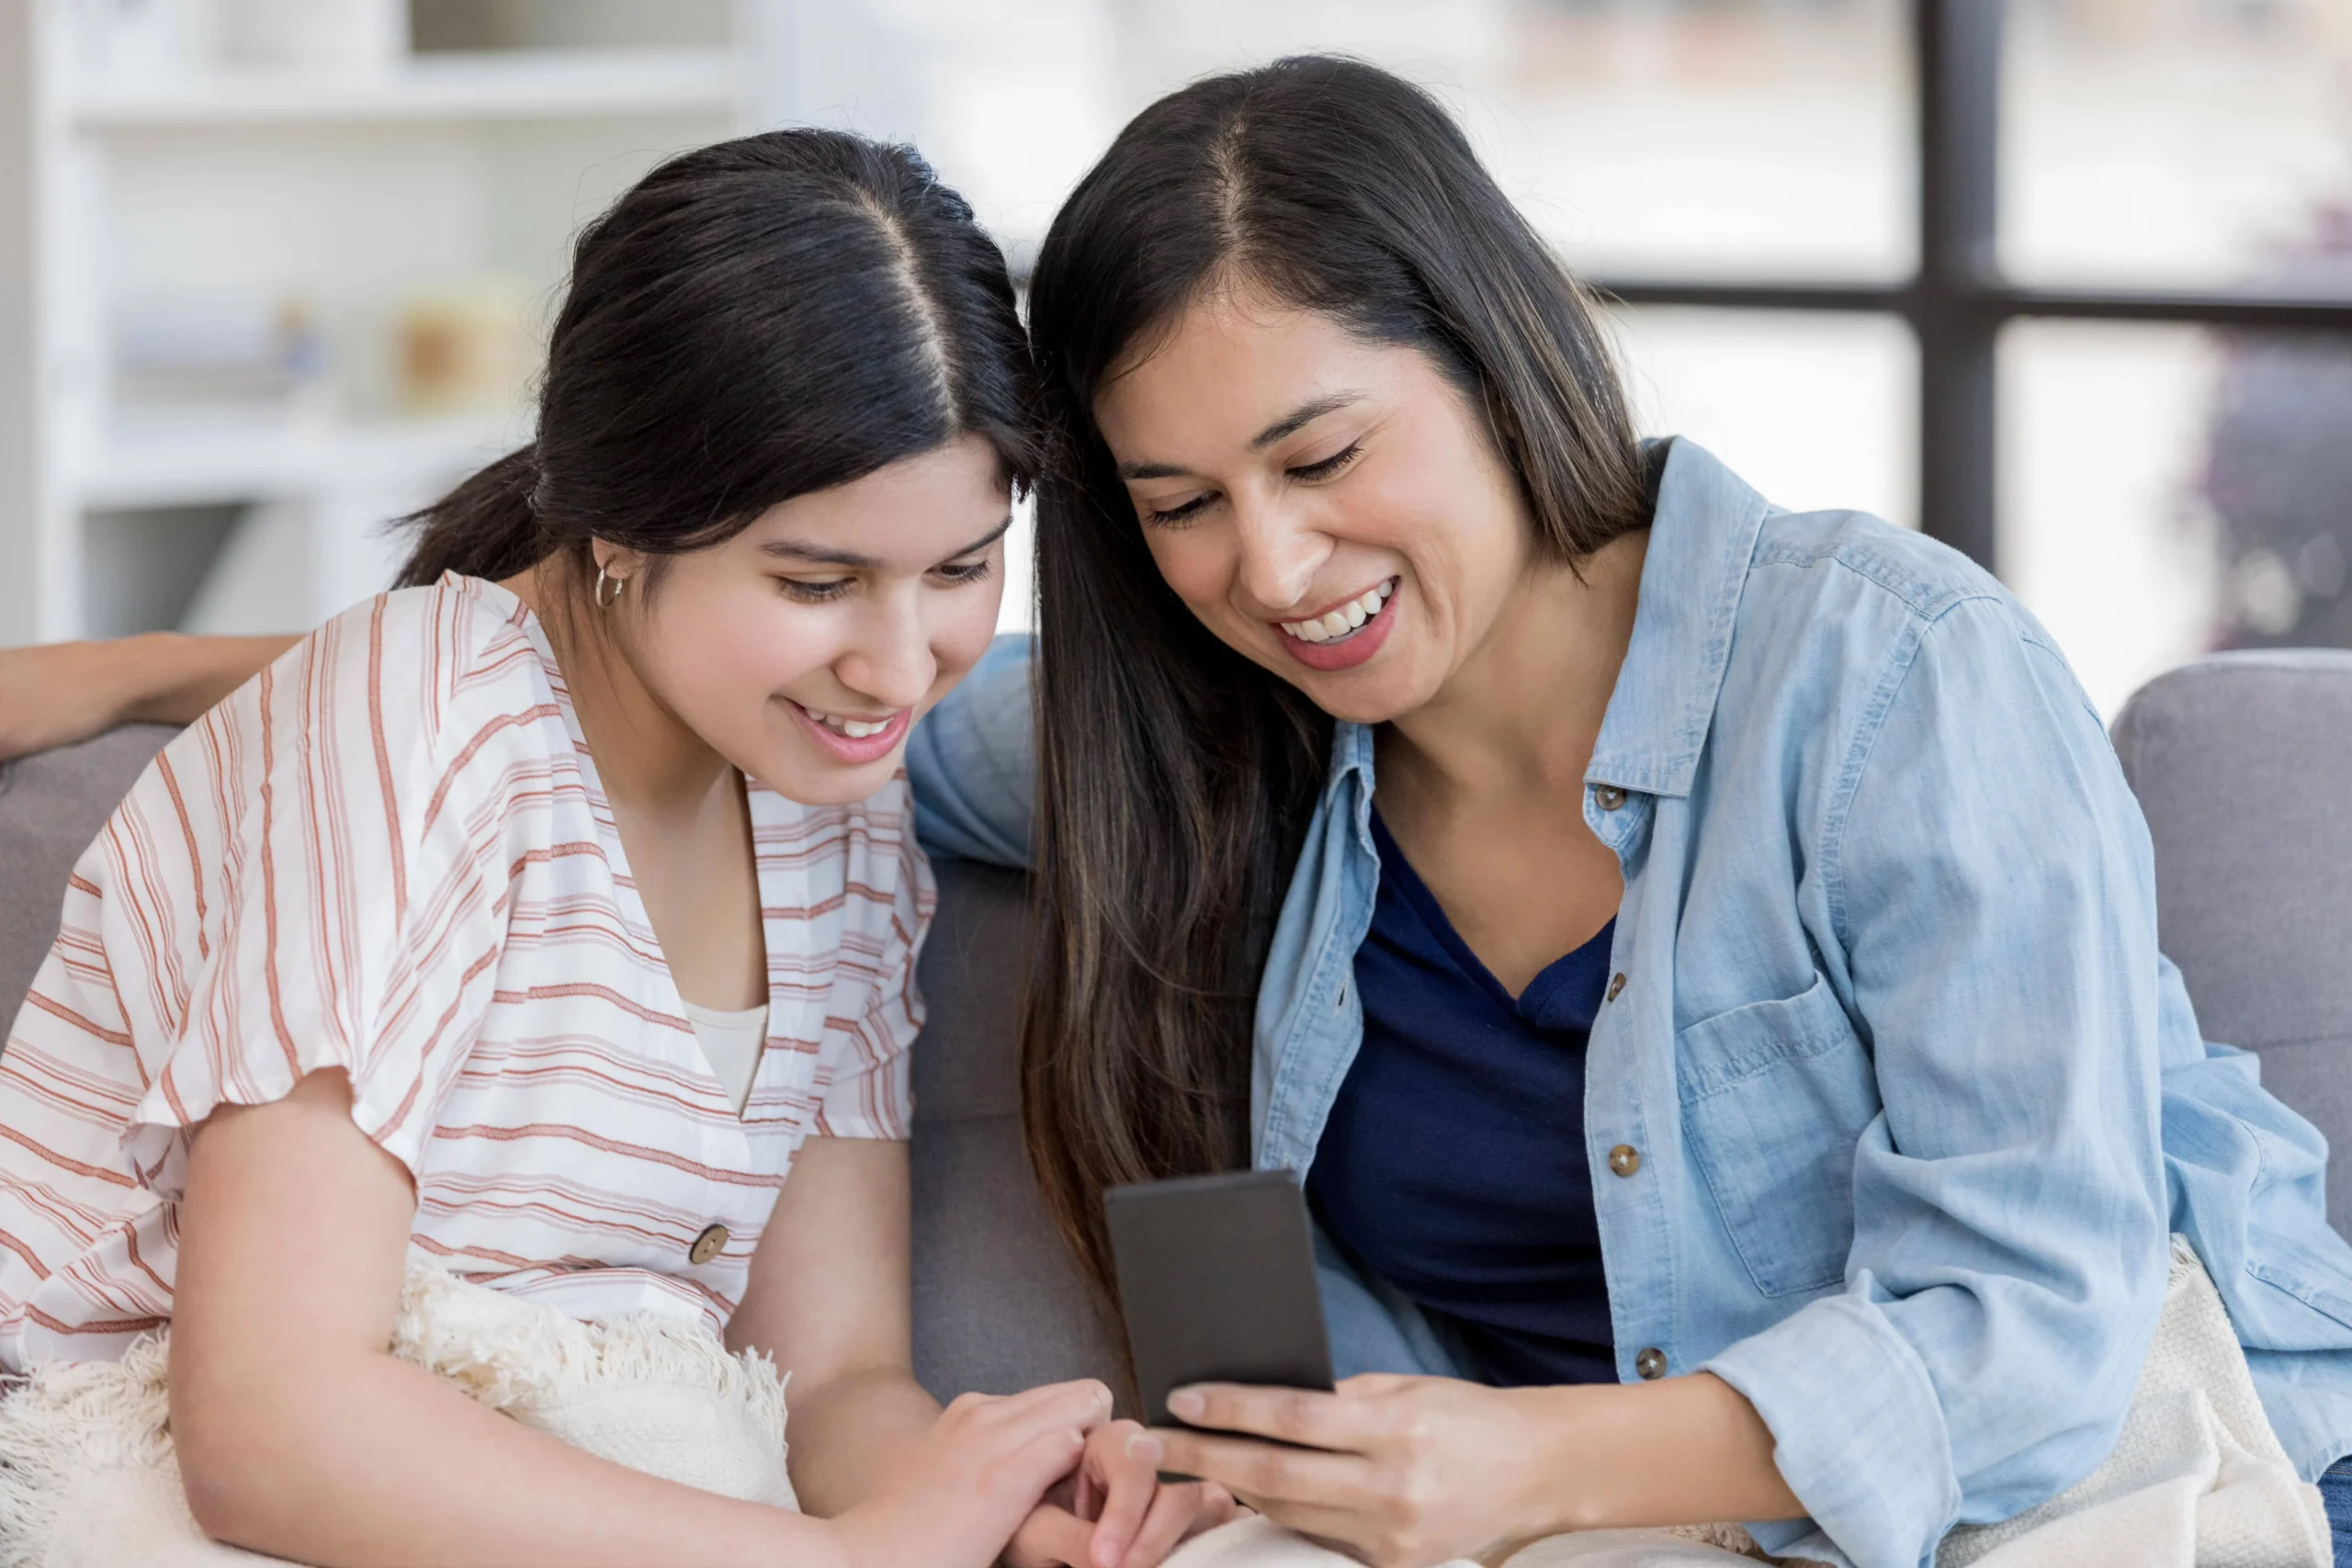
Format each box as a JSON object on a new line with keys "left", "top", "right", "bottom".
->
{"left": 1275, "top": 584, "right": 1399, "bottom": 673}
{"left": 787, "top": 701, "right": 911, "bottom": 766}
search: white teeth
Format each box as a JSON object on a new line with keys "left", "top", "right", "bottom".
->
{"left": 1280, "top": 581, "right": 1397, "bottom": 644}
{"left": 806, "top": 705, "right": 893, "bottom": 739}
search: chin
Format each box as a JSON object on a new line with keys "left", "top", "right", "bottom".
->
{"left": 744, "top": 749, "right": 903, "bottom": 808}
{"left": 1306, "top": 685, "right": 1417, "bottom": 726}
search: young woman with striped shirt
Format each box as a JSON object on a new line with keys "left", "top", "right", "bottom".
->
{"left": 0, "top": 132, "right": 1227, "bottom": 1568}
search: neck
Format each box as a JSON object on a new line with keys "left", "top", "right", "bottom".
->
{"left": 507, "top": 563, "right": 737, "bottom": 823}
{"left": 1382, "top": 527, "right": 1649, "bottom": 802}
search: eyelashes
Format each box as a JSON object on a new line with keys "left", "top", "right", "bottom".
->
{"left": 1289, "top": 441, "right": 1364, "bottom": 483}
{"left": 775, "top": 558, "right": 994, "bottom": 603}
{"left": 1143, "top": 441, "right": 1367, "bottom": 528}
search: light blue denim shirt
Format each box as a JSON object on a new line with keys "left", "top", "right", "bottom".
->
{"left": 907, "top": 439, "right": 2352, "bottom": 1568}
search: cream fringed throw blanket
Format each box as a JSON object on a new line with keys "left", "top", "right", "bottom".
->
{"left": 0, "top": 1241, "right": 2327, "bottom": 1568}
{"left": 0, "top": 1262, "right": 796, "bottom": 1568}
{"left": 1164, "top": 1238, "right": 2327, "bottom": 1568}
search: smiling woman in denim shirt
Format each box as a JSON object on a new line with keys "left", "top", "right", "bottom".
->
{"left": 12, "top": 54, "right": 2352, "bottom": 1568}
{"left": 908, "top": 57, "right": 2352, "bottom": 1568}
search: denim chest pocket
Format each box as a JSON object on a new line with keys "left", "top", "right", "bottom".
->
{"left": 1676, "top": 974, "right": 1880, "bottom": 1298}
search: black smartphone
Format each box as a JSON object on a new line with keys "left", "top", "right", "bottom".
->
{"left": 1103, "top": 1168, "right": 1336, "bottom": 1429}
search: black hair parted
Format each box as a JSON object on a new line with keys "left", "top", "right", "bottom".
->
{"left": 1017, "top": 55, "right": 1655, "bottom": 1320}
{"left": 396, "top": 130, "right": 1039, "bottom": 589}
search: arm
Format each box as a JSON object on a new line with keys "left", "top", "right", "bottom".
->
{"left": 906, "top": 632, "right": 1037, "bottom": 868}
{"left": 1701, "top": 598, "right": 2171, "bottom": 1565}
{"left": 737, "top": 1135, "right": 1237, "bottom": 1568}
{"left": 0, "top": 632, "right": 296, "bottom": 760}
{"left": 726, "top": 1134, "right": 940, "bottom": 1517}
{"left": 170, "top": 1070, "right": 1112, "bottom": 1568}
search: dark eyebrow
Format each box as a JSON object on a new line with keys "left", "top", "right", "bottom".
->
{"left": 1114, "top": 392, "right": 1367, "bottom": 482}
{"left": 756, "top": 514, "right": 1012, "bottom": 571}
{"left": 1250, "top": 392, "right": 1365, "bottom": 450}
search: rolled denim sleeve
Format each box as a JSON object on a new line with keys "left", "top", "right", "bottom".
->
{"left": 1703, "top": 597, "right": 2169, "bottom": 1568}
{"left": 907, "top": 633, "right": 1037, "bottom": 869}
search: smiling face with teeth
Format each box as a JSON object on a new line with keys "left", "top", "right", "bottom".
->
{"left": 570, "top": 433, "right": 1010, "bottom": 807}
{"left": 1093, "top": 282, "right": 1545, "bottom": 726}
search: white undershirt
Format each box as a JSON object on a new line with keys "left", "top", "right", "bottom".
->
{"left": 684, "top": 1001, "right": 769, "bottom": 1115}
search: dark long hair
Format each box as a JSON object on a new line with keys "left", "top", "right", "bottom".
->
{"left": 1020, "top": 57, "right": 1654, "bottom": 1309}
{"left": 396, "top": 130, "right": 1038, "bottom": 591}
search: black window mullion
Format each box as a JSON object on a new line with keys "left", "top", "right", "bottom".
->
{"left": 1912, "top": 0, "right": 2005, "bottom": 570}
{"left": 1591, "top": 0, "right": 2352, "bottom": 580}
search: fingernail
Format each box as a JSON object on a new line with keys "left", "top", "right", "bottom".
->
{"left": 1125, "top": 1431, "right": 1164, "bottom": 1464}
{"left": 1168, "top": 1388, "right": 1204, "bottom": 1420}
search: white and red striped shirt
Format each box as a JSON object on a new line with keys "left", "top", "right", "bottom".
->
{"left": 0, "top": 573, "right": 933, "bottom": 1370}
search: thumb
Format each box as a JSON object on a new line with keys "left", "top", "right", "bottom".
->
{"left": 1007, "top": 1504, "right": 1098, "bottom": 1568}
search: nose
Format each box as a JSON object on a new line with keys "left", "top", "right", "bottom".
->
{"left": 831, "top": 588, "right": 938, "bottom": 713}
{"left": 1231, "top": 493, "right": 1332, "bottom": 615}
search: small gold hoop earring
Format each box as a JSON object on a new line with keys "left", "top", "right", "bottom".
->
{"left": 594, "top": 562, "right": 627, "bottom": 608}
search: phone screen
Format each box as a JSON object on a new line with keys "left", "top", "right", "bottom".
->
{"left": 1103, "top": 1169, "right": 1337, "bottom": 1428}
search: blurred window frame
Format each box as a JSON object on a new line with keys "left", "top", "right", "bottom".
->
{"left": 1595, "top": 0, "right": 2352, "bottom": 575}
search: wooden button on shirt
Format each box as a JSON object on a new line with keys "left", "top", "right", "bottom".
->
{"left": 689, "top": 1225, "right": 730, "bottom": 1267}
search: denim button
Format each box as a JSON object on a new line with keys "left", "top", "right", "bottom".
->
{"left": 1634, "top": 1348, "right": 1667, "bottom": 1380}
{"left": 1593, "top": 784, "right": 1627, "bottom": 811}
{"left": 1606, "top": 973, "right": 1627, "bottom": 1002}
{"left": 1609, "top": 1144, "right": 1641, "bottom": 1178}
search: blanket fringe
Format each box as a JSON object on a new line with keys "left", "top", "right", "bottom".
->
{"left": 0, "top": 1260, "right": 789, "bottom": 1568}
{"left": 390, "top": 1264, "right": 787, "bottom": 1447}
{"left": 0, "top": 1333, "right": 175, "bottom": 1568}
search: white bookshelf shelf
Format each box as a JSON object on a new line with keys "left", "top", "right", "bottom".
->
{"left": 73, "top": 415, "right": 518, "bottom": 511}
{"left": 2, "top": 4, "right": 789, "bottom": 643}
{"left": 71, "top": 49, "right": 741, "bottom": 130}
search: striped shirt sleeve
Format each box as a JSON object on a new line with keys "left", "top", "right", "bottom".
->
{"left": 117, "top": 592, "right": 529, "bottom": 1199}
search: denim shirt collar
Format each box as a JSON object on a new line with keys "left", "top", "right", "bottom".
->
{"left": 1319, "top": 436, "right": 1774, "bottom": 810}
{"left": 1588, "top": 437, "right": 1772, "bottom": 798}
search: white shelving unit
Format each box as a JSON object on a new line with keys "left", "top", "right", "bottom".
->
{"left": 71, "top": 48, "right": 742, "bottom": 128}
{"left": 0, "top": 0, "right": 797, "bottom": 646}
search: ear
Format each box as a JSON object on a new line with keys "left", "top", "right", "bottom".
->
{"left": 591, "top": 542, "right": 651, "bottom": 589}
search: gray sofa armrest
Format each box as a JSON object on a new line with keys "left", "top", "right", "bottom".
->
{"left": 2114, "top": 649, "right": 2352, "bottom": 1230}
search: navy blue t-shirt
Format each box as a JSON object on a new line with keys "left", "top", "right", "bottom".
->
{"left": 1306, "top": 807, "right": 1617, "bottom": 1387}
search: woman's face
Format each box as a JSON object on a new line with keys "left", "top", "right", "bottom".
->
{"left": 1092, "top": 284, "right": 1532, "bottom": 725}
{"left": 608, "top": 433, "right": 1009, "bottom": 806}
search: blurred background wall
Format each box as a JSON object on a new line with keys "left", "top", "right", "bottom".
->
{"left": 1, "top": 0, "right": 2346, "bottom": 716}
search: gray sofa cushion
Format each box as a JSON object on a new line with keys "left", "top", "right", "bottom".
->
{"left": 909, "top": 857, "right": 1120, "bottom": 1395}
{"left": 2113, "top": 649, "right": 2352, "bottom": 1230}
{"left": 0, "top": 722, "right": 177, "bottom": 1029}
{"left": 0, "top": 728, "right": 1116, "bottom": 1402}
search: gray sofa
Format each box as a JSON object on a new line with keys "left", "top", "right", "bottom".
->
{"left": 1, "top": 648, "right": 2346, "bottom": 1404}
